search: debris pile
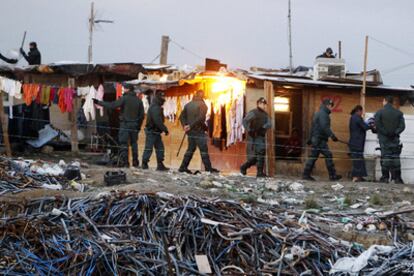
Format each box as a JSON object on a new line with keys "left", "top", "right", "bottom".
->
{"left": 0, "top": 157, "right": 85, "bottom": 195}
{"left": 0, "top": 192, "right": 413, "bottom": 275}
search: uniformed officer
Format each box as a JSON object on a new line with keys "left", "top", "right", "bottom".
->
{"left": 178, "top": 89, "right": 219, "bottom": 174}
{"left": 302, "top": 98, "right": 342, "bottom": 181}
{"left": 94, "top": 83, "right": 144, "bottom": 167}
{"left": 375, "top": 95, "right": 405, "bottom": 184}
{"left": 240, "top": 97, "right": 272, "bottom": 177}
{"left": 142, "top": 90, "right": 169, "bottom": 171}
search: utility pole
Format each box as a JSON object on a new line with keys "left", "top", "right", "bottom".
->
{"left": 160, "top": 35, "right": 170, "bottom": 65}
{"left": 338, "top": 40, "right": 342, "bottom": 59}
{"left": 288, "top": 0, "right": 293, "bottom": 73}
{"left": 361, "top": 36, "right": 369, "bottom": 110}
{"left": 88, "top": 2, "right": 114, "bottom": 63}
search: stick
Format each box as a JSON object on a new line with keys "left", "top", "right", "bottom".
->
{"left": 20, "top": 31, "right": 27, "bottom": 49}
{"left": 176, "top": 132, "right": 186, "bottom": 157}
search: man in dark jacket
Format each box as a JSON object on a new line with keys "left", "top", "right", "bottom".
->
{"left": 94, "top": 83, "right": 144, "bottom": 167}
{"left": 303, "top": 99, "right": 342, "bottom": 181}
{"left": 240, "top": 97, "right": 272, "bottom": 177}
{"left": 375, "top": 96, "right": 405, "bottom": 184}
{"left": 142, "top": 91, "right": 169, "bottom": 171}
{"left": 317, "top": 47, "right": 335, "bottom": 59}
{"left": 20, "top": 42, "right": 41, "bottom": 65}
{"left": 178, "top": 90, "right": 218, "bottom": 174}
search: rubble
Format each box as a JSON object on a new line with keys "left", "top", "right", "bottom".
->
{"left": 0, "top": 157, "right": 87, "bottom": 195}
{"left": 0, "top": 191, "right": 412, "bottom": 275}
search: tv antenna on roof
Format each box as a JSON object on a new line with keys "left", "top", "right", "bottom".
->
{"left": 88, "top": 2, "right": 114, "bottom": 63}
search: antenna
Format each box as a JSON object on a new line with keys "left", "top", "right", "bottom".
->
{"left": 288, "top": 0, "right": 293, "bottom": 73}
{"left": 88, "top": 2, "right": 114, "bottom": 63}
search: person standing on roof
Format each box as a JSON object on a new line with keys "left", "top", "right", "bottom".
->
{"left": 375, "top": 95, "right": 405, "bottom": 184}
{"left": 317, "top": 47, "right": 335, "bottom": 59}
{"left": 178, "top": 89, "right": 219, "bottom": 174}
{"left": 240, "top": 97, "right": 272, "bottom": 177}
{"left": 20, "top": 42, "right": 41, "bottom": 65}
{"left": 142, "top": 90, "right": 169, "bottom": 171}
{"left": 302, "top": 98, "right": 342, "bottom": 181}
{"left": 94, "top": 83, "right": 144, "bottom": 167}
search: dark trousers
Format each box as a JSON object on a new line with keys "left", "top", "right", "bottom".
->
{"left": 180, "top": 131, "right": 212, "bottom": 170}
{"left": 118, "top": 121, "right": 139, "bottom": 164}
{"left": 142, "top": 129, "right": 165, "bottom": 163}
{"left": 380, "top": 143, "right": 402, "bottom": 179}
{"left": 303, "top": 139, "right": 337, "bottom": 176}
{"left": 243, "top": 135, "right": 266, "bottom": 172}
{"left": 350, "top": 147, "right": 367, "bottom": 177}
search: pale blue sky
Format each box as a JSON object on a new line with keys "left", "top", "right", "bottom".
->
{"left": 1, "top": 0, "right": 413, "bottom": 86}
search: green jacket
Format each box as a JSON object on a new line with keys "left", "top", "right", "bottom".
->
{"left": 375, "top": 103, "right": 405, "bottom": 143}
{"left": 242, "top": 108, "right": 271, "bottom": 137}
{"left": 310, "top": 104, "right": 335, "bottom": 142}
{"left": 145, "top": 96, "right": 168, "bottom": 134}
{"left": 99, "top": 91, "right": 144, "bottom": 128}
{"left": 179, "top": 95, "right": 208, "bottom": 132}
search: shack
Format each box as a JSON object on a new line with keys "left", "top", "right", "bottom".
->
{"left": 247, "top": 70, "right": 414, "bottom": 181}
{"left": 0, "top": 63, "right": 154, "bottom": 155}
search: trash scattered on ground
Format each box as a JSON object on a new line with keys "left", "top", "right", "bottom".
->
{"left": 331, "top": 183, "right": 344, "bottom": 191}
{"left": 0, "top": 192, "right": 412, "bottom": 275}
{"left": 0, "top": 157, "right": 87, "bottom": 195}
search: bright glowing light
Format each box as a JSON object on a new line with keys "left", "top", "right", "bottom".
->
{"left": 274, "top": 96, "right": 290, "bottom": 112}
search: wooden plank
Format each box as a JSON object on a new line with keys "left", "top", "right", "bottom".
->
{"left": 361, "top": 35, "right": 369, "bottom": 110}
{"left": 264, "top": 81, "right": 275, "bottom": 176}
{"left": 68, "top": 78, "right": 79, "bottom": 153}
{"left": 0, "top": 91, "right": 12, "bottom": 157}
{"left": 195, "top": 255, "right": 212, "bottom": 274}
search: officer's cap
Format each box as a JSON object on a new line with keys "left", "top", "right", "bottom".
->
{"left": 257, "top": 97, "right": 267, "bottom": 105}
{"left": 322, "top": 98, "right": 334, "bottom": 106}
{"left": 122, "top": 83, "right": 134, "bottom": 91}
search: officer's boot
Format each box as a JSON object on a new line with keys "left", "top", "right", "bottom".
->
{"left": 379, "top": 169, "right": 389, "bottom": 183}
{"left": 394, "top": 170, "right": 404, "bottom": 184}
{"left": 240, "top": 159, "right": 253, "bottom": 175}
{"left": 256, "top": 166, "right": 267, "bottom": 178}
{"left": 141, "top": 161, "right": 149, "bottom": 170}
{"left": 156, "top": 161, "right": 169, "bottom": 171}
{"left": 302, "top": 160, "right": 315, "bottom": 181}
{"left": 328, "top": 168, "right": 342, "bottom": 181}
{"left": 132, "top": 159, "right": 140, "bottom": 168}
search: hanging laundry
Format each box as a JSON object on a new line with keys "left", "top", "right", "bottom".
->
{"left": 95, "top": 84, "right": 104, "bottom": 116}
{"left": 142, "top": 94, "right": 149, "bottom": 113}
{"left": 64, "top": 88, "right": 75, "bottom": 113}
{"left": 77, "top": 86, "right": 89, "bottom": 96}
{"left": 58, "top": 88, "right": 66, "bottom": 112}
{"left": 49, "top": 87, "right": 57, "bottom": 103}
{"left": 22, "top": 83, "right": 40, "bottom": 106}
{"left": 83, "top": 86, "right": 97, "bottom": 121}
{"left": 40, "top": 85, "right": 51, "bottom": 105}
{"left": 116, "top": 83, "right": 123, "bottom": 99}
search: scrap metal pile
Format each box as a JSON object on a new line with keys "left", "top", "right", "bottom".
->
{"left": 0, "top": 158, "right": 69, "bottom": 195}
{"left": 0, "top": 191, "right": 413, "bottom": 275}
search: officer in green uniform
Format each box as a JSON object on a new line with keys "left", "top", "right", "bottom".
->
{"left": 240, "top": 97, "right": 272, "bottom": 177}
{"left": 375, "top": 95, "right": 405, "bottom": 184}
{"left": 303, "top": 99, "right": 342, "bottom": 181}
{"left": 178, "top": 90, "right": 219, "bottom": 174}
{"left": 94, "top": 83, "right": 144, "bottom": 167}
{"left": 142, "top": 91, "right": 169, "bottom": 171}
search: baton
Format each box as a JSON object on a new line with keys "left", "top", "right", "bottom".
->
{"left": 176, "top": 132, "right": 186, "bottom": 157}
{"left": 20, "top": 31, "right": 27, "bottom": 49}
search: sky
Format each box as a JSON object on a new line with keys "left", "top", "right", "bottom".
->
{"left": 1, "top": 0, "right": 413, "bottom": 86}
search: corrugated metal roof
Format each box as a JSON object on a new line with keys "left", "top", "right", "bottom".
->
{"left": 248, "top": 74, "right": 414, "bottom": 93}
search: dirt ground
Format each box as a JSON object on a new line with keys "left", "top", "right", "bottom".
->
{"left": 2, "top": 151, "right": 414, "bottom": 247}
